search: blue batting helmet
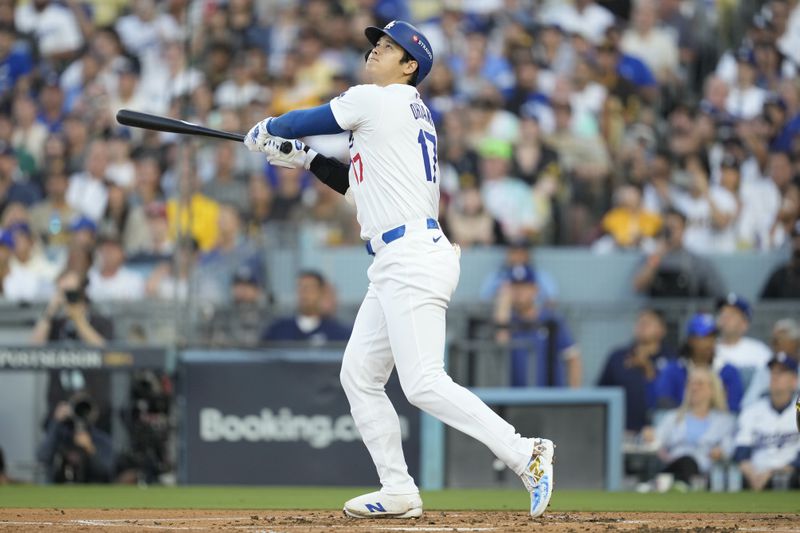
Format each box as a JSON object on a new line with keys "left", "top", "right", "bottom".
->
{"left": 365, "top": 20, "right": 434, "bottom": 84}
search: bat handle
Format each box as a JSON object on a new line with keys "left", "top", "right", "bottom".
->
{"left": 280, "top": 141, "right": 293, "bottom": 154}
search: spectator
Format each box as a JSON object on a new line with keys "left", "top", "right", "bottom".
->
{"left": 493, "top": 264, "right": 581, "bottom": 387}
{"left": 446, "top": 186, "right": 495, "bottom": 248}
{"left": 98, "top": 180, "right": 150, "bottom": 256}
{"left": 733, "top": 352, "right": 800, "bottom": 490}
{"left": 261, "top": 270, "right": 351, "bottom": 345}
{"left": 166, "top": 157, "right": 219, "bottom": 252}
{"left": 598, "top": 308, "right": 676, "bottom": 432}
{"left": 201, "top": 143, "right": 249, "bottom": 216}
{"left": 87, "top": 234, "right": 145, "bottom": 301}
{"left": 725, "top": 48, "right": 767, "bottom": 120}
{"left": 67, "top": 215, "right": 97, "bottom": 251}
{"left": 145, "top": 237, "right": 198, "bottom": 302}
{"left": 0, "top": 22, "right": 33, "bottom": 99}
{"left": 11, "top": 93, "right": 48, "bottom": 173}
{"left": 620, "top": 0, "right": 679, "bottom": 83}
{"left": 633, "top": 208, "right": 726, "bottom": 298}
{"left": 0, "top": 228, "right": 19, "bottom": 299}
{"left": 15, "top": 0, "right": 84, "bottom": 65}
{"left": 738, "top": 150, "right": 789, "bottom": 250}
{"left": 651, "top": 367, "right": 735, "bottom": 490}
{"left": 36, "top": 392, "right": 113, "bottom": 484}
{"left": 480, "top": 241, "right": 559, "bottom": 307}
{"left": 0, "top": 141, "right": 40, "bottom": 211}
{"left": 137, "top": 201, "right": 173, "bottom": 258}
{"left": 672, "top": 154, "right": 739, "bottom": 254}
{"left": 742, "top": 319, "right": 800, "bottom": 408}
{"left": 29, "top": 168, "right": 77, "bottom": 247}
{"left": 66, "top": 140, "right": 109, "bottom": 221}
{"left": 714, "top": 293, "right": 772, "bottom": 373}
{"left": 761, "top": 219, "right": 800, "bottom": 298}
{"left": 598, "top": 183, "right": 662, "bottom": 250}
{"left": 707, "top": 154, "right": 743, "bottom": 252}
{"left": 655, "top": 313, "right": 744, "bottom": 412}
{"left": 540, "top": 0, "right": 614, "bottom": 46}
{"left": 195, "top": 204, "right": 259, "bottom": 303}
{"left": 206, "top": 260, "right": 270, "bottom": 347}
{"left": 478, "top": 138, "right": 539, "bottom": 244}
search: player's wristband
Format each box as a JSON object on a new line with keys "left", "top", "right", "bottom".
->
{"left": 303, "top": 147, "right": 318, "bottom": 170}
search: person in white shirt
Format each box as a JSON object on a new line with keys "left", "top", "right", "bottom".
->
{"left": 733, "top": 352, "right": 800, "bottom": 490}
{"left": 742, "top": 318, "right": 800, "bottom": 408}
{"left": 66, "top": 140, "right": 110, "bottom": 222}
{"left": 15, "top": 0, "right": 83, "bottom": 61}
{"left": 738, "top": 150, "right": 786, "bottom": 250}
{"left": 725, "top": 48, "right": 767, "bottom": 120}
{"left": 707, "top": 154, "right": 742, "bottom": 252}
{"left": 714, "top": 293, "right": 772, "bottom": 373}
{"left": 539, "top": 0, "right": 614, "bottom": 45}
{"left": 619, "top": 0, "right": 679, "bottom": 83}
{"left": 87, "top": 235, "right": 144, "bottom": 301}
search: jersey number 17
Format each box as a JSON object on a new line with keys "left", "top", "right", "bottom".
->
{"left": 417, "top": 129, "right": 438, "bottom": 183}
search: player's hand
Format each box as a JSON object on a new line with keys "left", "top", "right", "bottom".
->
{"left": 244, "top": 117, "right": 273, "bottom": 152}
{"left": 264, "top": 137, "right": 316, "bottom": 170}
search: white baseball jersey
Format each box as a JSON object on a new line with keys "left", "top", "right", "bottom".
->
{"left": 734, "top": 397, "right": 800, "bottom": 472}
{"left": 713, "top": 337, "right": 772, "bottom": 371}
{"left": 329, "top": 84, "right": 439, "bottom": 240}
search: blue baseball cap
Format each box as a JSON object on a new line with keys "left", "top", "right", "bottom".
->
{"left": 8, "top": 222, "right": 31, "bottom": 236}
{"left": 686, "top": 313, "right": 717, "bottom": 337}
{"left": 68, "top": 215, "right": 97, "bottom": 233}
{"left": 506, "top": 264, "right": 537, "bottom": 285}
{"left": 0, "top": 229, "right": 14, "bottom": 248}
{"left": 768, "top": 351, "right": 799, "bottom": 373}
{"left": 232, "top": 261, "right": 263, "bottom": 287}
{"left": 365, "top": 20, "right": 434, "bottom": 84}
{"left": 716, "top": 292, "right": 752, "bottom": 321}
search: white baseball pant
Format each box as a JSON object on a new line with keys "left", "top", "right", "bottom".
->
{"left": 340, "top": 223, "right": 536, "bottom": 495}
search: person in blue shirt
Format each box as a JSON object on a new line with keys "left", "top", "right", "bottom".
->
{"left": 261, "top": 270, "right": 351, "bottom": 345}
{"left": 480, "top": 241, "right": 558, "bottom": 308}
{"left": 655, "top": 313, "right": 744, "bottom": 413}
{"left": 0, "top": 23, "right": 33, "bottom": 98}
{"left": 494, "top": 264, "right": 581, "bottom": 387}
{"left": 598, "top": 307, "right": 677, "bottom": 432}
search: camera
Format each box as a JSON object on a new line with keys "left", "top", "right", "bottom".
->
{"left": 63, "top": 395, "right": 95, "bottom": 432}
{"left": 65, "top": 288, "right": 83, "bottom": 304}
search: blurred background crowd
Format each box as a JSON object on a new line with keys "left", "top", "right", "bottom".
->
{"left": 0, "top": 0, "right": 798, "bottom": 492}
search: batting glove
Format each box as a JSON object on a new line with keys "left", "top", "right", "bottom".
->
{"left": 244, "top": 117, "right": 273, "bottom": 152}
{"left": 264, "top": 137, "right": 318, "bottom": 170}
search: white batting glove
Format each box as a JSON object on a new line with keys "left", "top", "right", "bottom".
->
{"left": 244, "top": 117, "right": 273, "bottom": 152}
{"left": 264, "top": 137, "right": 317, "bottom": 169}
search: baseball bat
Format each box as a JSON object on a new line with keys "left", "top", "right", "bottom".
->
{"left": 115, "top": 109, "right": 292, "bottom": 152}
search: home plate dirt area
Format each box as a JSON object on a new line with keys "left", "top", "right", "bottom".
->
{"left": 1, "top": 509, "right": 799, "bottom": 532}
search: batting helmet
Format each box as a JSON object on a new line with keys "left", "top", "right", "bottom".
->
{"left": 364, "top": 20, "right": 434, "bottom": 84}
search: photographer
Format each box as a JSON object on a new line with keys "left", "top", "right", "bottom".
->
{"left": 31, "top": 269, "right": 113, "bottom": 347}
{"left": 36, "top": 392, "right": 114, "bottom": 483}
{"left": 31, "top": 269, "right": 114, "bottom": 432}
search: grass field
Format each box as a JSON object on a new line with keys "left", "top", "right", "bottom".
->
{"left": 1, "top": 486, "right": 798, "bottom": 513}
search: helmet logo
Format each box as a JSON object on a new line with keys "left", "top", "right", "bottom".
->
{"left": 385, "top": 20, "right": 396, "bottom": 30}
{"left": 412, "top": 35, "right": 419, "bottom": 42}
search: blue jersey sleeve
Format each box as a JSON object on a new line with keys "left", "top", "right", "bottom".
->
{"left": 267, "top": 103, "right": 345, "bottom": 138}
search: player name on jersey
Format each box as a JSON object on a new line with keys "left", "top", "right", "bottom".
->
{"left": 409, "top": 102, "right": 433, "bottom": 126}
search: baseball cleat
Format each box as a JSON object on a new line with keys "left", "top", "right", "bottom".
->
{"left": 520, "top": 438, "right": 555, "bottom": 518}
{"left": 343, "top": 490, "right": 423, "bottom": 519}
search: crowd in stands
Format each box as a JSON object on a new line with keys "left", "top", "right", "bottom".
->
{"left": 0, "top": 0, "right": 797, "bottom": 308}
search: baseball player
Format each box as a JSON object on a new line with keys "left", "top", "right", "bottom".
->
{"left": 244, "top": 21, "right": 554, "bottom": 519}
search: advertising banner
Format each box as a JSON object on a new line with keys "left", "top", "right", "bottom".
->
{"left": 180, "top": 350, "right": 419, "bottom": 485}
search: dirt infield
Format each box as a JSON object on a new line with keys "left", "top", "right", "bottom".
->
{"left": 1, "top": 509, "right": 798, "bottom": 532}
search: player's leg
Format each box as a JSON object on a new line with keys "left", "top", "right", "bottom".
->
{"left": 375, "top": 234, "right": 554, "bottom": 516}
{"left": 339, "top": 285, "right": 422, "bottom": 518}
